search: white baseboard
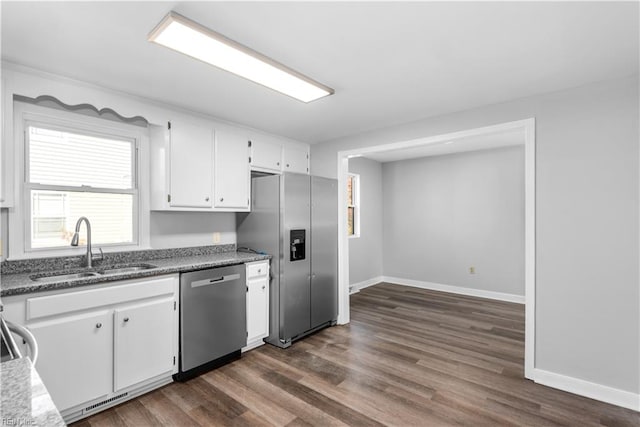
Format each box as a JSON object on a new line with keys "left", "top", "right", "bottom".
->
{"left": 382, "top": 276, "right": 525, "bottom": 304}
{"left": 534, "top": 369, "right": 639, "bottom": 412}
{"left": 242, "top": 339, "right": 265, "bottom": 353}
{"left": 350, "top": 276, "right": 384, "bottom": 294}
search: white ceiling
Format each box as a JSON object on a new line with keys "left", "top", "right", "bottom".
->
{"left": 361, "top": 129, "right": 525, "bottom": 163}
{"left": 2, "top": 2, "right": 638, "bottom": 144}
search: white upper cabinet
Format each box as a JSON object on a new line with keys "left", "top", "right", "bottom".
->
{"left": 249, "top": 134, "right": 310, "bottom": 175}
{"left": 168, "top": 121, "right": 213, "bottom": 208}
{"left": 150, "top": 119, "right": 251, "bottom": 212}
{"left": 249, "top": 136, "right": 283, "bottom": 172}
{"left": 283, "top": 145, "right": 309, "bottom": 174}
{"left": 150, "top": 121, "right": 310, "bottom": 212}
{"left": 214, "top": 128, "right": 250, "bottom": 209}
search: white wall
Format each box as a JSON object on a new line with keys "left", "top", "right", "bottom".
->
{"left": 149, "top": 212, "right": 236, "bottom": 249}
{"left": 382, "top": 146, "right": 524, "bottom": 296}
{"left": 311, "top": 75, "right": 640, "bottom": 397}
{"left": 348, "top": 157, "right": 383, "bottom": 286}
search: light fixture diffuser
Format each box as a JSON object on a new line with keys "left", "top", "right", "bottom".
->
{"left": 148, "top": 11, "right": 334, "bottom": 103}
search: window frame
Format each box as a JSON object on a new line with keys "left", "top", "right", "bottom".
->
{"left": 9, "top": 101, "right": 150, "bottom": 259}
{"left": 347, "top": 173, "right": 360, "bottom": 239}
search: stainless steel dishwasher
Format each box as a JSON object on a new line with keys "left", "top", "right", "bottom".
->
{"left": 175, "top": 264, "right": 246, "bottom": 381}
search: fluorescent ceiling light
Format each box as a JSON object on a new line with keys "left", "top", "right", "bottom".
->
{"left": 148, "top": 12, "right": 334, "bottom": 103}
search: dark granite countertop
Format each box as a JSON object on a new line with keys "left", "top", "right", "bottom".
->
{"left": 1, "top": 357, "right": 65, "bottom": 426}
{"left": 1, "top": 246, "right": 270, "bottom": 297}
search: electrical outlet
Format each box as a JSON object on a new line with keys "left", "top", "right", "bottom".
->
{"left": 212, "top": 232, "right": 221, "bottom": 244}
{"left": 469, "top": 266, "right": 475, "bottom": 274}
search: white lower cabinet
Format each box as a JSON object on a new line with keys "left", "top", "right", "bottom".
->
{"left": 30, "top": 310, "right": 113, "bottom": 411}
{"left": 114, "top": 297, "right": 175, "bottom": 391}
{"left": 3, "top": 274, "right": 179, "bottom": 423}
{"left": 245, "top": 261, "right": 270, "bottom": 350}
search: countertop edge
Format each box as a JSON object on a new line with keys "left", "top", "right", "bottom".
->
{"left": 1, "top": 357, "right": 66, "bottom": 427}
{"left": 1, "top": 252, "right": 271, "bottom": 298}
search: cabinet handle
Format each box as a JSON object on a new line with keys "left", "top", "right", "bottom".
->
{"left": 262, "top": 285, "right": 265, "bottom": 290}
{"left": 123, "top": 317, "right": 130, "bottom": 323}
{"left": 96, "top": 323, "right": 102, "bottom": 329}
{"left": 220, "top": 197, "right": 224, "bottom": 202}
{"left": 205, "top": 197, "right": 210, "bottom": 202}
{"left": 257, "top": 269, "right": 261, "bottom": 273}
{"left": 286, "top": 164, "right": 290, "bottom": 168}
{"left": 276, "top": 162, "right": 280, "bottom": 166}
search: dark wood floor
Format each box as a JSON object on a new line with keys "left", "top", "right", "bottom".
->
{"left": 73, "top": 283, "right": 639, "bottom": 426}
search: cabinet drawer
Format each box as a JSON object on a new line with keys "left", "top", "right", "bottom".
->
{"left": 27, "top": 276, "right": 176, "bottom": 320}
{"left": 246, "top": 262, "right": 268, "bottom": 279}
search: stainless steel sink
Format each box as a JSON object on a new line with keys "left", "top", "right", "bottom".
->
{"left": 97, "top": 264, "right": 157, "bottom": 275}
{"left": 31, "top": 271, "right": 100, "bottom": 282}
{"left": 30, "top": 264, "right": 157, "bottom": 282}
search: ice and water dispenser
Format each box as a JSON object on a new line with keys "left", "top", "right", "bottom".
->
{"left": 290, "top": 229, "right": 306, "bottom": 261}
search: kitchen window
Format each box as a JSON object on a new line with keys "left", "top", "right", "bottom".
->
{"left": 347, "top": 173, "right": 360, "bottom": 238}
{"left": 10, "top": 101, "right": 148, "bottom": 257}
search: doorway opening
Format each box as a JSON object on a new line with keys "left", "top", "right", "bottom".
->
{"left": 336, "top": 118, "right": 535, "bottom": 379}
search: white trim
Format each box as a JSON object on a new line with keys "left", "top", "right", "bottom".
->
{"left": 523, "top": 117, "right": 536, "bottom": 380}
{"left": 350, "top": 276, "right": 384, "bottom": 294}
{"left": 337, "top": 118, "right": 536, "bottom": 374}
{"left": 8, "top": 101, "right": 150, "bottom": 260}
{"left": 242, "top": 340, "right": 265, "bottom": 353}
{"left": 382, "top": 276, "right": 525, "bottom": 304}
{"left": 336, "top": 155, "right": 350, "bottom": 325}
{"left": 533, "top": 369, "right": 640, "bottom": 412}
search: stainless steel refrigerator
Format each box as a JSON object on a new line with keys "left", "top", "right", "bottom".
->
{"left": 237, "top": 173, "right": 338, "bottom": 348}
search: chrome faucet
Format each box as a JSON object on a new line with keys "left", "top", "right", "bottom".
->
{"left": 70, "top": 216, "right": 102, "bottom": 268}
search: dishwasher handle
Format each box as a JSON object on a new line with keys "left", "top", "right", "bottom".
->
{"left": 190, "top": 273, "right": 241, "bottom": 288}
{"left": 6, "top": 320, "right": 38, "bottom": 365}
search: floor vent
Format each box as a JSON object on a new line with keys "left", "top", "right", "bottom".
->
{"left": 84, "top": 392, "right": 129, "bottom": 412}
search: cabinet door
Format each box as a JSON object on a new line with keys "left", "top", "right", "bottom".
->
{"left": 29, "top": 311, "right": 112, "bottom": 411}
{"left": 114, "top": 298, "right": 175, "bottom": 391}
{"left": 283, "top": 146, "right": 309, "bottom": 174}
{"left": 214, "top": 128, "right": 250, "bottom": 209}
{"left": 246, "top": 277, "right": 269, "bottom": 344}
{"left": 250, "top": 137, "right": 282, "bottom": 172}
{"left": 169, "top": 121, "right": 213, "bottom": 208}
